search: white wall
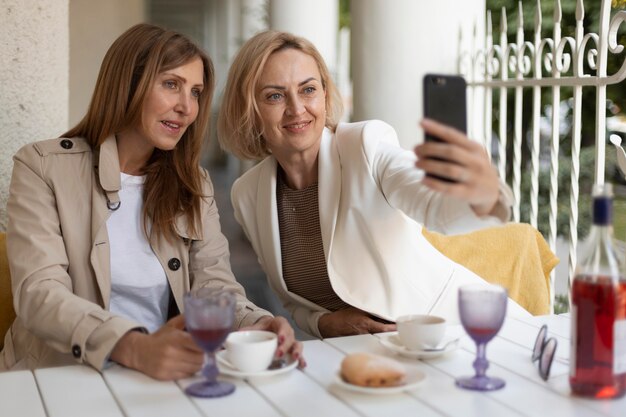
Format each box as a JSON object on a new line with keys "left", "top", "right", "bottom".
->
{"left": 69, "top": 0, "right": 146, "bottom": 127}
{"left": 351, "top": 0, "right": 485, "bottom": 149}
{"left": 0, "top": 0, "right": 70, "bottom": 231}
{"left": 269, "top": 0, "right": 339, "bottom": 79}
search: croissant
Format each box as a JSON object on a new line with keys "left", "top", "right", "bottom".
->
{"left": 340, "top": 352, "right": 406, "bottom": 387}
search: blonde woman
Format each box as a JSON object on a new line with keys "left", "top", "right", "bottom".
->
{"left": 218, "top": 31, "right": 531, "bottom": 339}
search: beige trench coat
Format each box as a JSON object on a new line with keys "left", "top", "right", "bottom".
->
{"left": 0, "top": 136, "right": 269, "bottom": 371}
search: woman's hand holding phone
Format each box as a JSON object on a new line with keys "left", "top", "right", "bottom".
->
{"left": 414, "top": 118, "right": 500, "bottom": 217}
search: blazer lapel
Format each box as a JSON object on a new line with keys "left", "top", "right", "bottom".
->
{"left": 318, "top": 127, "right": 341, "bottom": 260}
{"left": 256, "top": 158, "right": 284, "bottom": 286}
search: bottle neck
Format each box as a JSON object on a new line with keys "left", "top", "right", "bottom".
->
{"left": 592, "top": 195, "right": 612, "bottom": 226}
{"left": 575, "top": 187, "right": 621, "bottom": 280}
{"left": 590, "top": 194, "right": 614, "bottom": 240}
{"left": 588, "top": 223, "right": 614, "bottom": 241}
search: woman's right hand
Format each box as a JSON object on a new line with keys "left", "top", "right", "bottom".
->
{"left": 317, "top": 307, "right": 396, "bottom": 338}
{"left": 110, "top": 315, "right": 205, "bottom": 381}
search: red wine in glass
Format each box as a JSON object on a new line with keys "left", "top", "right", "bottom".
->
{"left": 188, "top": 327, "right": 232, "bottom": 352}
{"left": 456, "top": 284, "right": 507, "bottom": 391}
{"left": 465, "top": 326, "right": 500, "bottom": 344}
{"left": 184, "top": 288, "right": 236, "bottom": 398}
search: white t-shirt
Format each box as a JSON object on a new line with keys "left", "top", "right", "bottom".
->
{"left": 107, "top": 173, "right": 169, "bottom": 333}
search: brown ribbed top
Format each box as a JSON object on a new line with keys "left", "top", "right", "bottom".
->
{"left": 277, "top": 173, "right": 350, "bottom": 312}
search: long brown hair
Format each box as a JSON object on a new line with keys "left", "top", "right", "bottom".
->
{"left": 217, "top": 30, "right": 343, "bottom": 161}
{"left": 64, "top": 23, "right": 215, "bottom": 241}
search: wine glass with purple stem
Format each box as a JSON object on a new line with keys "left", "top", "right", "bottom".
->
{"left": 184, "top": 288, "right": 236, "bottom": 398}
{"left": 455, "top": 284, "right": 507, "bottom": 391}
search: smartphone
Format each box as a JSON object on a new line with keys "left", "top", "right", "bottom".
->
{"left": 422, "top": 74, "right": 467, "bottom": 182}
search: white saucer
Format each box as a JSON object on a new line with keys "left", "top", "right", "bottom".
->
{"left": 378, "top": 333, "right": 459, "bottom": 359}
{"left": 334, "top": 369, "right": 426, "bottom": 395}
{"left": 216, "top": 350, "right": 298, "bottom": 378}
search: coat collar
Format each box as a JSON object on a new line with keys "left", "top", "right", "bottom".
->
{"left": 94, "top": 135, "right": 122, "bottom": 210}
{"left": 90, "top": 135, "right": 121, "bottom": 307}
{"left": 98, "top": 135, "right": 121, "bottom": 192}
{"left": 94, "top": 135, "right": 199, "bottom": 239}
{"left": 90, "top": 135, "right": 120, "bottom": 232}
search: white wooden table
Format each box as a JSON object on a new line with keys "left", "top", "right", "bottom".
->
{"left": 1, "top": 313, "right": 624, "bottom": 417}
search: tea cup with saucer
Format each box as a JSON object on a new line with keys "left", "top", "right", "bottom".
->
{"left": 396, "top": 314, "right": 447, "bottom": 351}
{"left": 224, "top": 330, "right": 277, "bottom": 373}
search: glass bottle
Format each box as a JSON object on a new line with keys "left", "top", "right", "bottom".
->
{"left": 570, "top": 183, "right": 626, "bottom": 399}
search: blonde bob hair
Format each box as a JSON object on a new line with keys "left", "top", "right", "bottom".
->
{"left": 65, "top": 23, "right": 215, "bottom": 241}
{"left": 218, "top": 30, "right": 343, "bottom": 160}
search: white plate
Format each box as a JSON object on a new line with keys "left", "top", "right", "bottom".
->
{"left": 216, "top": 350, "right": 298, "bottom": 378}
{"left": 334, "top": 369, "right": 426, "bottom": 395}
{"left": 378, "top": 333, "right": 459, "bottom": 359}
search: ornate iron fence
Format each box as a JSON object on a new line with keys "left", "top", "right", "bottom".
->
{"left": 459, "top": 0, "right": 626, "bottom": 310}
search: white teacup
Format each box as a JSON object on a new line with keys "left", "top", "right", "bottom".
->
{"left": 396, "top": 314, "right": 447, "bottom": 350}
{"left": 224, "top": 330, "right": 277, "bottom": 373}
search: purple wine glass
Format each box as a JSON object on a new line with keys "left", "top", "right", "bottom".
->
{"left": 456, "top": 284, "right": 507, "bottom": 391}
{"left": 184, "top": 288, "right": 236, "bottom": 398}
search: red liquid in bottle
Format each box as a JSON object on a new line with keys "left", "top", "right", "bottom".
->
{"left": 570, "top": 276, "right": 626, "bottom": 399}
{"left": 189, "top": 327, "right": 231, "bottom": 351}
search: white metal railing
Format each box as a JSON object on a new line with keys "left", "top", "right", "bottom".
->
{"left": 458, "top": 0, "right": 626, "bottom": 311}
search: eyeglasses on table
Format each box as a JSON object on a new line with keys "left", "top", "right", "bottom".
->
{"left": 532, "top": 324, "right": 557, "bottom": 381}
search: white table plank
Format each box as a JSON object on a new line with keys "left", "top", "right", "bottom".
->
{"left": 511, "top": 315, "right": 626, "bottom": 415}
{"left": 547, "top": 374, "right": 626, "bottom": 416}
{"left": 328, "top": 334, "right": 522, "bottom": 417}
{"left": 247, "top": 362, "right": 362, "bottom": 417}
{"left": 103, "top": 365, "right": 201, "bottom": 417}
{"left": 508, "top": 314, "right": 571, "bottom": 338}
{"left": 431, "top": 349, "right": 598, "bottom": 417}
{"left": 303, "top": 339, "right": 443, "bottom": 417}
{"left": 432, "top": 339, "right": 607, "bottom": 417}
{"left": 457, "top": 330, "right": 569, "bottom": 381}
{"left": 177, "top": 374, "right": 281, "bottom": 417}
{"left": 499, "top": 317, "right": 570, "bottom": 362}
{"left": 532, "top": 313, "right": 571, "bottom": 338}
{"left": 0, "top": 370, "right": 46, "bottom": 417}
{"left": 34, "top": 366, "right": 123, "bottom": 417}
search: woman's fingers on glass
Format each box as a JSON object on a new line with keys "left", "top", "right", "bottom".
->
{"left": 166, "top": 314, "right": 186, "bottom": 329}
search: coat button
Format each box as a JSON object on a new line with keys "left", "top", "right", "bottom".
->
{"left": 72, "top": 344, "right": 81, "bottom": 358}
{"left": 60, "top": 139, "right": 73, "bottom": 149}
{"left": 168, "top": 258, "right": 181, "bottom": 271}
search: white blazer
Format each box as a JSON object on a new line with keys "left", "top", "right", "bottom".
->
{"left": 232, "top": 120, "right": 526, "bottom": 338}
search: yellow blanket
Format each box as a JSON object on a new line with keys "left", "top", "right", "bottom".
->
{"left": 422, "top": 223, "right": 558, "bottom": 315}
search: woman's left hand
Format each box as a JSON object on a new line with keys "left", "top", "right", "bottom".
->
{"left": 245, "top": 316, "right": 306, "bottom": 368}
{"left": 414, "top": 118, "right": 500, "bottom": 216}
